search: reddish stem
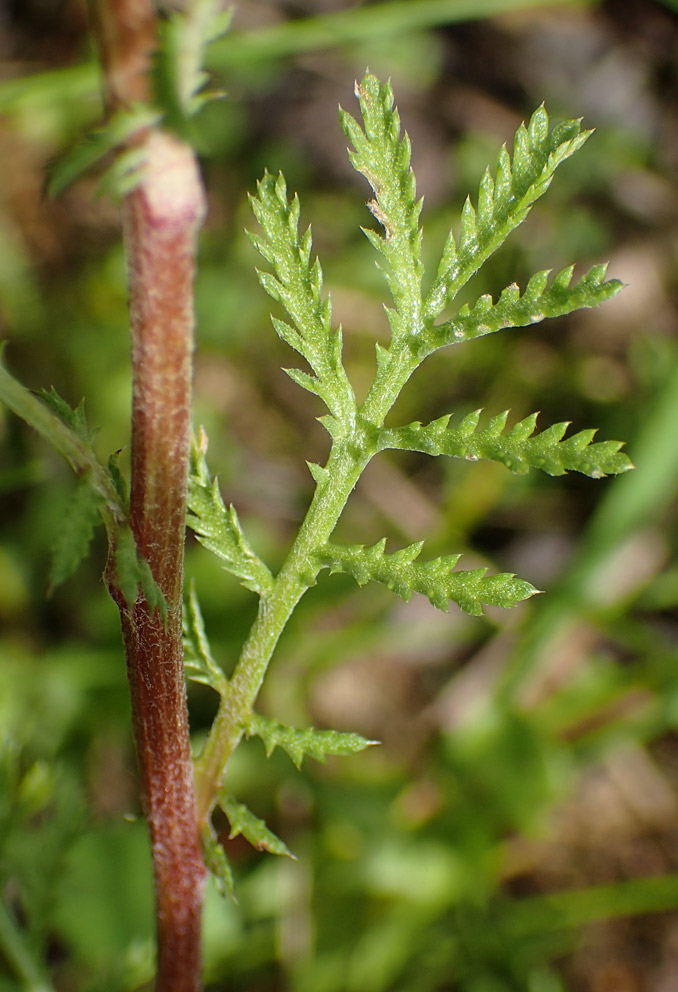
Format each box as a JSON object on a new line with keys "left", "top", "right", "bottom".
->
{"left": 118, "top": 131, "right": 207, "bottom": 992}
{"left": 89, "top": 2, "right": 208, "bottom": 988}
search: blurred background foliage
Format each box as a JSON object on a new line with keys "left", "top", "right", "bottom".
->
{"left": 1, "top": 0, "right": 678, "bottom": 989}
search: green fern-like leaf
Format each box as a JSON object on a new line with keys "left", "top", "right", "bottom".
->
{"left": 201, "top": 822, "right": 235, "bottom": 900}
{"left": 248, "top": 172, "right": 356, "bottom": 433}
{"left": 48, "top": 473, "right": 103, "bottom": 592}
{"left": 218, "top": 792, "right": 294, "bottom": 859}
{"left": 38, "top": 388, "right": 98, "bottom": 446}
{"left": 378, "top": 409, "right": 632, "bottom": 479}
{"left": 317, "top": 539, "right": 538, "bottom": 616}
{"left": 426, "top": 264, "right": 623, "bottom": 351}
{"left": 339, "top": 75, "right": 424, "bottom": 345}
{"left": 246, "top": 712, "right": 378, "bottom": 769}
{"left": 186, "top": 431, "right": 274, "bottom": 596}
{"left": 183, "top": 581, "right": 228, "bottom": 694}
{"left": 424, "top": 105, "right": 594, "bottom": 320}
{"left": 186, "top": 75, "right": 629, "bottom": 844}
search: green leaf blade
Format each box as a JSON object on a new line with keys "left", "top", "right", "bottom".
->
{"left": 428, "top": 264, "right": 623, "bottom": 350}
{"left": 186, "top": 433, "right": 274, "bottom": 597}
{"left": 317, "top": 540, "right": 538, "bottom": 616}
{"left": 246, "top": 713, "right": 378, "bottom": 769}
{"left": 201, "top": 822, "right": 235, "bottom": 901}
{"left": 46, "top": 106, "right": 161, "bottom": 198}
{"left": 218, "top": 793, "right": 294, "bottom": 859}
{"left": 424, "top": 108, "right": 596, "bottom": 320}
{"left": 378, "top": 410, "right": 632, "bottom": 479}
{"left": 112, "top": 525, "right": 168, "bottom": 620}
{"left": 448, "top": 569, "right": 539, "bottom": 617}
{"left": 342, "top": 74, "right": 424, "bottom": 347}
{"left": 248, "top": 172, "right": 356, "bottom": 428}
{"left": 38, "top": 389, "right": 97, "bottom": 446}
{"left": 183, "top": 581, "right": 228, "bottom": 695}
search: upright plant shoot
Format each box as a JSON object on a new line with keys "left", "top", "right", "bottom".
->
{"left": 185, "top": 74, "right": 632, "bottom": 893}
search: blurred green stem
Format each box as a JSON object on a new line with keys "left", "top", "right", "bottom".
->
{"left": 0, "top": 899, "right": 54, "bottom": 992}
{"left": 208, "top": 0, "right": 593, "bottom": 68}
{"left": 0, "top": 0, "right": 595, "bottom": 117}
{"left": 507, "top": 872, "right": 678, "bottom": 935}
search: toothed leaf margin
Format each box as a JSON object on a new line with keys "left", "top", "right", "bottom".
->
{"left": 317, "top": 539, "right": 539, "bottom": 616}
{"left": 246, "top": 712, "right": 379, "bottom": 769}
{"left": 378, "top": 409, "right": 632, "bottom": 479}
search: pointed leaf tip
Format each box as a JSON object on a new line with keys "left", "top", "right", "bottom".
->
{"left": 219, "top": 793, "right": 295, "bottom": 859}
{"left": 246, "top": 713, "right": 377, "bottom": 769}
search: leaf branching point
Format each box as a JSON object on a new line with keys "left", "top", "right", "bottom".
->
{"left": 248, "top": 172, "right": 357, "bottom": 436}
{"left": 424, "top": 105, "right": 596, "bottom": 321}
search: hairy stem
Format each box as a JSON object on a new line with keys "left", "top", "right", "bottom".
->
{"left": 194, "top": 440, "right": 369, "bottom": 820}
{"left": 115, "top": 131, "right": 207, "bottom": 992}
{"left": 194, "top": 356, "right": 422, "bottom": 819}
{"left": 90, "top": 1, "right": 206, "bottom": 988}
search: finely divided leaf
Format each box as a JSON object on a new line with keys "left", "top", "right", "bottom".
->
{"left": 95, "top": 146, "right": 151, "bottom": 199}
{"left": 36, "top": 390, "right": 125, "bottom": 590}
{"left": 427, "top": 264, "right": 623, "bottom": 351}
{"left": 48, "top": 473, "right": 103, "bottom": 592}
{"left": 183, "top": 581, "right": 228, "bottom": 694}
{"left": 218, "top": 793, "right": 294, "bottom": 859}
{"left": 154, "top": 0, "right": 232, "bottom": 128}
{"left": 2, "top": 378, "right": 170, "bottom": 618}
{"left": 186, "top": 432, "right": 273, "bottom": 596}
{"left": 317, "top": 539, "right": 538, "bottom": 616}
{"left": 246, "top": 712, "right": 378, "bottom": 769}
{"left": 201, "top": 822, "right": 235, "bottom": 900}
{"left": 425, "top": 107, "right": 594, "bottom": 320}
{"left": 248, "top": 172, "right": 356, "bottom": 431}
{"left": 340, "top": 74, "right": 424, "bottom": 342}
{"left": 379, "top": 409, "right": 632, "bottom": 479}
{"left": 38, "top": 388, "right": 97, "bottom": 446}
